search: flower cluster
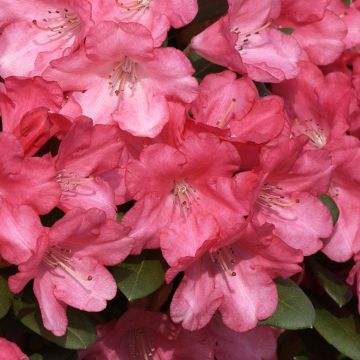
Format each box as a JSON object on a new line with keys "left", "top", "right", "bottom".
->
{"left": 1, "top": 0, "right": 360, "bottom": 359}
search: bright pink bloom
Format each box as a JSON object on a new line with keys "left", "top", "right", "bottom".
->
{"left": 169, "top": 224, "right": 303, "bottom": 332}
{"left": 43, "top": 21, "right": 198, "bottom": 137}
{"left": 122, "top": 132, "right": 248, "bottom": 264}
{"left": 276, "top": 0, "right": 347, "bottom": 65}
{"left": 92, "top": 0, "right": 198, "bottom": 46}
{"left": 54, "top": 116, "right": 124, "bottom": 219}
{"left": 0, "top": 76, "right": 64, "bottom": 155}
{"left": 79, "top": 308, "right": 213, "bottom": 360}
{"left": 0, "top": 132, "right": 60, "bottom": 214}
{"left": 207, "top": 317, "right": 278, "bottom": 360}
{"left": 248, "top": 132, "right": 334, "bottom": 255}
{"left": 0, "top": 0, "right": 93, "bottom": 77}
{"left": 191, "top": 70, "right": 285, "bottom": 143}
{"left": 191, "top": 0, "right": 301, "bottom": 82}
{"left": 9, "top": 208, "right": 134, "bottom": 336}
{"left": 0, "top": 338, "right": 28, "bottom": 360}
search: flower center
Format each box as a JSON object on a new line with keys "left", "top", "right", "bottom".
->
{"left": 32, "top": 8, "right": 80, "bottom": 38}
{"left": 108, "top": 57, "right": 137, "bottom": 95}
{"left": 210, "top": 247, "right": 237, "bottom": 276}
{"left": 294, "top": 118, "right": 327, "bottom": 148}
{"left": 43, "top": 246, "right": 93, "bottom": 282}
{"left": 257, "top": 183, "right": 299, "bottom": 210}
{"left": 56, "top": 169, "right": 94, "bottom": 197}
{"left": 126, "top": 328, "right": 156, "bottom": 360}
{"left": 116, "top": 0, "right": 152, "bottom": 11}
{"left": 233, "top": 21, "right": 272, "bottom": 53}
{"left": 172, "top": 180, "right": 199, "bottom": 214}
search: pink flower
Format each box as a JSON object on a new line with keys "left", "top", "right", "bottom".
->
{"left": 92, "top": 0, "right": 198, "bottom": 46}
{"left": 54, "top": 116, "right": 125, "bottom": 219}
{"left": 79, "top": 308, "right": 213, "bottom": 360}
{"left": 191, "top": 0, "right": 301, "bottom": 82}
{"left": 9, "top": 208, "right": 134, "bottom": 336}
{"left": 169, "top": 224, "right": 303, "bottom": 332}
{"left": 0, "top": 76, "right": 64, "bottom": 156}
{"left": 0, "top": 338, "right": 28, "bottom": 360}
{"left": 0, "top": 0, "right": 94, "bottom": 77}
{"left": 191, "top": 70, "right": 286, "bottom": 143}
{"left": 43, "top": 21, "right": 198, "bottom": 137}
{"left": 122, "top": 132, "right": 248, "bottom": 264}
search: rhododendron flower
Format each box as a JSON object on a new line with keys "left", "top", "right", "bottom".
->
{"left": 0, "top": 133, "right": 60, "bottom": 214}
{"left": 43, "top": 21, "right": 198, "bottom": 137}
{"left": 247, "top": 132, "right": 334, "bottom": 255}
{"left": 0, "top": 0, "right": 93, "bottom": 77}
{"left": 0, "top": 76, "right": 64, "bottom": 155}
{"left": 9, "top": 208, "right": 134, "bottom": 336}
{"left": 0, "top": 338, "right": 28, "bottom": 360}
{"left": 275, "top": 0, "right": 347, "bottom": 66}
{"left": 207, "top": 317, "right": 278, "bottom": 360}
{"left": 92, "top": 0, "right": 198, "bottom": 46}
{"left": 191, "top": 70, "right": 286, "bottom": 143}
{"left": 79, "top": 308, "right": 213, "bottom": 360}
{"left": 169, "top": 224, "right": 303, "bottom": 332}
{"left": 54, "top": 116, "right": 125, "bottom": 219}
{"left": 122, "top": 132, "right": 249, "bottom": 264}
{"left": 191, "top": 0, "right": 301, "bottom": 82}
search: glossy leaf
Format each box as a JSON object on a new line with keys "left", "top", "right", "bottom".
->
{"left": 307, "top": 258, "right": 352, "bottom": 307}
{"left": 319, "top": 195, "right": 339, "bottom": 225}
{"left": 260, "top": 279, "right": 315, "bottom": 329}
{"left": 112, "top": 251, "right": 164, "bottom": 301}
{"left": 314, "top": 307, "right": 360, "bottom": 360}
{"left": 0, "top": 274, "right": 11, "bottom": 319}
{"left": 13, "top": 299, "right": 96, "bottom": 350}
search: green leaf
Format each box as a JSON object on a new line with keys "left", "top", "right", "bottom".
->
{"left": 314, "top": 307, "right": 360, "bottom": 360}
{"left": 307, "top": 258, "right": 352, "bottom": 307}
{"left": 0, "top": 274, "right": 11, "bottom": 319}
{"left": 13, "top": 299, "right": 96, "bottom": 350}
{"left": 343, "top": 0, "right": 352, "bottom": 5}
{"left": 319, "top": 195, "right": 339, "bottom": 225}
{"left": 188, "top": 52, "right": 226, "bottom": 80}
{"left": 112, "top": 251, "right": 164, "bottom": 301}
{"left": 30, "top": 355, "right": 44, "bottom": 360}
{"left": 260, "top": 279, "right": 315, "bottom": 329}
{"left": 278, "top": 27, "right": 295, "bottom": 35}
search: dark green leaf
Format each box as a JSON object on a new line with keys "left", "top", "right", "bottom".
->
{"left": 112, "top": 251, "right": 164, "bottom": 301}
{"left": 319, "top": 195, "right": 339, "bottom": 225}
{"left": 307, "top": 258, "right": 352, "bottom": 307}
{"left": 314, "top": 307, "right": 360, "bottom": 360}
{"left": 13, "top": 299, "right": 96, "bottom": 350}
{"left": 30, "top": 355, "right": 44, "bottom": 360}
{"left": 188, "top": 52, "right": 225, "bottom": 80}
{"left": 255, "top": 82, "right": 272, "bottom": 97}
{"left": 0, "top": 274, "right": 11, "bottom": 319}
{"left": 343, "top": 0, "right": 352, "bottom": 5}
{"left": 260, "top": 279, "right": 315, "bottom": 329}
{"left": 278, "top": 27, "right": 295, "bottom": 35}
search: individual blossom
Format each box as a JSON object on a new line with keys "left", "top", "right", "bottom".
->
{"left": 54, "top": 116, "right": 125, "bottom": 219}
{"left": 190, "top": 70, "right": 286, "bottom": 144}
{"left": 122, "top": 131, "right": 249, "bottom": 265}
{"left": 91, "top": 0, "right": 198, "bottom": 46}
{"left": 0, "top": 76, "right": 64, "bottom": 156}
{"left": 43, "top": 21, "right": 198, "bottom": 137}
{"left": 0, "top": 0, "right": 93, "bottom": 77}
{"left": 169, "top": 224, "right": 303, "bottom": 332}
{"left": 275, "top": 0, "right": 347, "bottom": 66}
{"left": 191, "top": 0, "right": 301, "bottom": 82}
{"left": 8, "top": 208, "right": 134, "bottom": 336}
{"left": 79, "top": 308, "right": 214, "bottom": 360}
{"left": 0, "top": 338, "right": 28, "bottom": 360}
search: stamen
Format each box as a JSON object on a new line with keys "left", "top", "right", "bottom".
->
{"left": 116, "top": 0, "right": 151, "bottom": 11}
{"left": 294, "top": 118, "right": 327, "bottom": 148}
{"left": 108, "top": 57, "right": 137, "bottom": 95}
{"left": 126, "top": 328, "right": 156, "bottom": 360}
{"left": 43, "top": 246, "right": 93, "bottom": 282}
{"left": 56, "top": 169, "right": 95, "bottom": 197}
{"left": 216, "top": 98, "right": 236, "bottom": 128}
{"left": 210, "top": 248, "right": 237, "bottom": 276}
{"left": 172, "top": 180, "right": 199, "bottom": 215}
{"left": 32, "top": 8, "right": 80, "bottom": 39}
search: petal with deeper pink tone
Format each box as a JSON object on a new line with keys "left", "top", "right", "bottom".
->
{"left": 0, "top": 338, "right": 28, "bottom": 360}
